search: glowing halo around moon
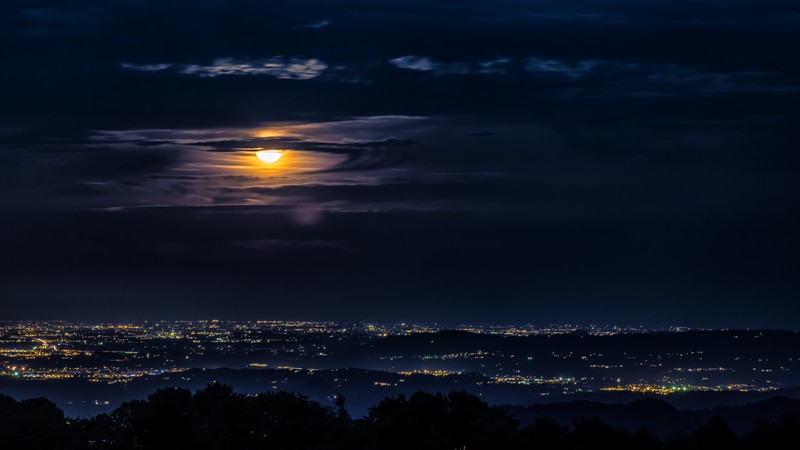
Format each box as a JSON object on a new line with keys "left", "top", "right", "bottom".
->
{"left": 255, "top": 149, "right": 283, "bottom": 164}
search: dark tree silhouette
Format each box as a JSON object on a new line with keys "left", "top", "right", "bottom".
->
{"left": 362, "top": 391, "right": 518, "bottom": 450}
{"left": 0, "top": 394, "right": 69, "bottom": 450}
{"left": 521, "top": 417, "right": 570, "bottom": 449}
{"left": 0, "top": 387, "right": 797, "bottom": 450}
{"left": 689, "top": 415, "right": 740, "bottom": 450}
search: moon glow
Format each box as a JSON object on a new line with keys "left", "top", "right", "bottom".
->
{"left": 256, "top": 150, "right": 283, "bottom": 164}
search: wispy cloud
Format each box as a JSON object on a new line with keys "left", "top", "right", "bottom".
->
{"left": 390, "top": 56, "right": 437, "bottom": 72}
{"left": 120, "top": 62, "right": 173, "bottom": 72}
{"left": 388, "top": 55, "right": 797, "bottom": 95}
{"left": 301, "top": 20, "right": 330, "bottom": 29}
{"left": 121, "top": 57, "right": 328, "bottom": 80}
{"left": 390, "top": 55, "right": 634, "bottom": 79}
{"left": 524, "top": 58, "right": 606, "bottom": 78}
{"left": 180, "top": 57, "right": 328, "bottom": 79}
{"left": 390, "top": 56, "right": 510, "bottom": 75}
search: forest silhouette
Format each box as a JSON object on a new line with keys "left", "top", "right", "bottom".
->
{"left": 1, "top": 383, "right": 798, "bottom": 449}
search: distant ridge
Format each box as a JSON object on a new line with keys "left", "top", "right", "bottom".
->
{"left": 360, "top": 329, "right": 800, "bottom": 356}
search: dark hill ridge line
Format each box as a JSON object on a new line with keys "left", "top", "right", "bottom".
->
{"left": 2, "top": 366, "right": 800, "bottom": 422}
{"left": 359, "top": 329, "right": 800, "bottom": 355}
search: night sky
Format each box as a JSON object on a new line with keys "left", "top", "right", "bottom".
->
{"left": 1, "top": 1, "right": 798, "bottom": 327}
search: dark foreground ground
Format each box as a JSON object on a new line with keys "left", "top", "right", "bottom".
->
{"left": 2, "top": 383, "right": 799, "bottom": 450}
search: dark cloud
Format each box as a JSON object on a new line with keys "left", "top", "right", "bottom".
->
{"left": 60, "top": 148, "right": 181, "bottom": 178}
{"left": 217, "top": 178, "right": 510, "bottom": 206}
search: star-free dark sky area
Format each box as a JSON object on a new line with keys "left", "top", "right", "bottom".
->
{"left": 1, "top": 1, "right": 798, "bottom": 327}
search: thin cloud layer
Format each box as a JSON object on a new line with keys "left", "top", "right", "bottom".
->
{"left": 120, "top": 62, "right": 173, "bottom": 72}
{"left": 122, "top": 57, "right": 328, "bottom": 79}
{"left": 180, "top": 57, "right": 328, "bottom": 79}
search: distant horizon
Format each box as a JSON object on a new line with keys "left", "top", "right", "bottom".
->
{"left": 2, "top": 319, "right": 797, "bottom": 332}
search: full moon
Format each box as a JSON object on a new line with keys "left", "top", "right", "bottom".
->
{"left": 256, "top": 150, "right": 283, "bottom": 164}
